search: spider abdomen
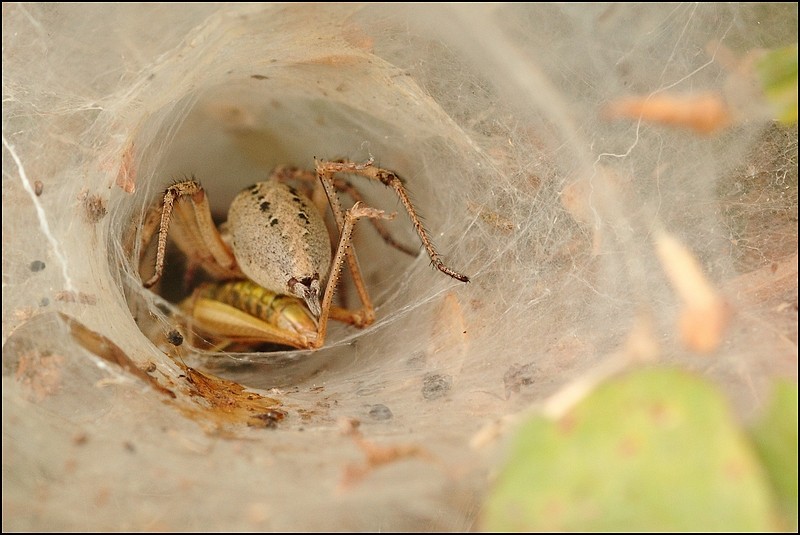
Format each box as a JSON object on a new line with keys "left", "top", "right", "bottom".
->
{"left": 227, "top": 181, "right": 332, "bottom": 298}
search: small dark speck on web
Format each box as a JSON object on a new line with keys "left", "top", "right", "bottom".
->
{"left": 503, "top": 362, "right": 539, "bottom": 398}
{"left": 422, "top": 373, "right": 452, "bottom": 400}
{"left": 166, "top": 329, "right": 184, "bottom": 347}
{"left": 368, "top": 404, "right": 393, "bottom": 421}
{"left": 80, "top": 191, "right": 107, "bottom": 223}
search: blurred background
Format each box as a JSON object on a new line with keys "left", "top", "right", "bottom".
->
{"left": 3, "top": 3, "right": 796, "bottom": 530}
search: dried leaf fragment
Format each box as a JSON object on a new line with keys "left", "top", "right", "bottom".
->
{"left": 654, "top": 232, "right": 731, "bottom": 353}
{"left": 59, "top": 313, "right": 175, "bottom": 397}
{"left": 338, "top": 418, "right": 436, "bottom": 489}
{"left": 115, "top": 140, "right": 137, "bottom": 193}
{"left": 605, "top": 92, "right": 732, "bottom": 134}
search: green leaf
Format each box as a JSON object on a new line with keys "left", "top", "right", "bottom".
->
{"left": 749, "top": 381, "right": 798, "bottom": 529}
{"left": 482, "top": 369, "right": 777, "bottom": 531}
{"left": 756, "top": 44, "right": 798, "bottom": 124}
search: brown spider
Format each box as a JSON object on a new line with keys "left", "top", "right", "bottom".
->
{"left": 138, "top": 158, "right": 468, "bottom": 350}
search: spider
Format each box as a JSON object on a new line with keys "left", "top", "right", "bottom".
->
{"left": 137, "top": 158, "right": 469, "bottom": 351}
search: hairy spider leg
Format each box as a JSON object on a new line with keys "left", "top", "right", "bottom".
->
{"left": 271, "top": 165, "right": 418, "bottom": 257}
{"left": 142, "top": 180, "right": 242, "bottom": 289}
{"left": 315, "top": 158, "right": 470, "bottom": 283}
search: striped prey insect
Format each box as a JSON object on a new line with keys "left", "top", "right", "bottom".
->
{"left": 138, "top": 158, "right": 469, "bottom": 350}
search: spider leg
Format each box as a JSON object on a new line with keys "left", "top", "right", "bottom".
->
{"left": 142, "top": 179, "right": 242, "bottom": 288}
{"left": 316, "top": 166, "right": 379, "bottom": 328}
{"left": 271, "top": 165, "right": 418, "bottom": 257}
{"left": 315, "top": 202, "right": 395, "bottom": 346}
{"left": 316, "top": 158, "right": 470, "bottom": 283}
{"left": 329, "top": 178, "right": 419, "bottom": 257}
